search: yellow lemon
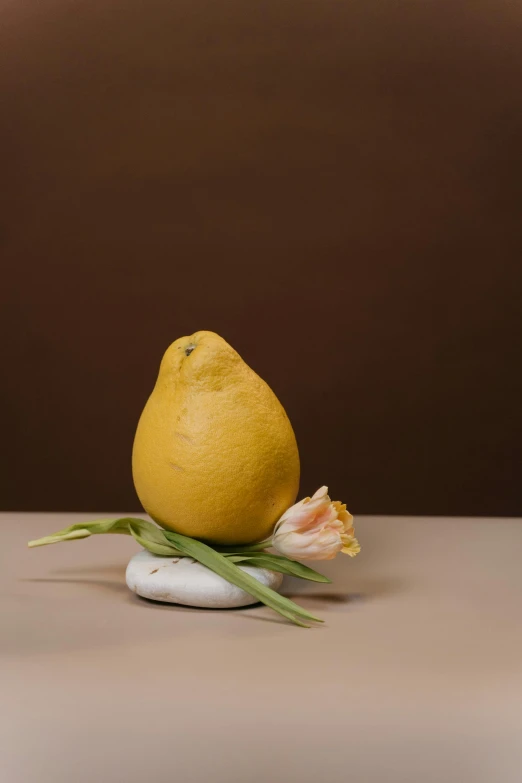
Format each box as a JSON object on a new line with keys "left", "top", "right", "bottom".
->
{"left": 132, "top": 331, "right": 300, "bottom": 545}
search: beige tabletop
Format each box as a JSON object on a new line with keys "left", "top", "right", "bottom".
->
{"left": 1, "top": 513, "right": 521, "bottom": 783}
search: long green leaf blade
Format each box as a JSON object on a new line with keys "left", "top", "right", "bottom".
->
{"left": 164, "top": 531, "right": 323, "bottom": 626}
{"left": 28, "top": 517, "right": 133, "bottom": 548}
{"left": 128, "top": 520, "right": 182, "bottom": 556}
{"left": 226, "top": 553, "right": 331, "bottom": 583}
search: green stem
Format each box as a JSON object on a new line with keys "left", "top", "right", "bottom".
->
{"left": 164, "top": 530, "right": 323, "bottom": 627}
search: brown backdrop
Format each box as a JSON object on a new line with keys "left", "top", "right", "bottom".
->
{"left": 2, "top": 0, "right": 521, "bottom": 515}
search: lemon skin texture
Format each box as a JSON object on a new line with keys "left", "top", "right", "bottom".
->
{"left": 132, "top": 331, "right": 300, "bottom": 545}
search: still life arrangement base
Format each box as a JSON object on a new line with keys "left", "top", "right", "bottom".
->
{"left": 126, "top": 549, "right": 284, "bottom": 608}
{"left": 28, "top": 332, "right": 360, "bottom": 626}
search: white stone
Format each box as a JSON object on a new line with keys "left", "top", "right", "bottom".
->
{"left": 126, "top": 549, "right": 283, "bottom": 608}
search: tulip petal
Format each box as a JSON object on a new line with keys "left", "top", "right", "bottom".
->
{"left": 312, "top": 486, "right": 329, "bottom": 500}
{"left": 271, "top": 487, "right": 360, "bottom": 561}
{"left": 341, "top": 537, "right": 361, "bottom": 557}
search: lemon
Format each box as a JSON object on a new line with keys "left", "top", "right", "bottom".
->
{"left": 132, "top": 331, "right": 300, "bottom": 545}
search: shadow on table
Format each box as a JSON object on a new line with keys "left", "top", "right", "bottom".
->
{"left": 20, "top": 568, "right": 407, "bottom": 628}
{"left": 22, "top": 576, "right": 128, "bottom": 595}
{"left": 21, "top": 563, "right": 129, "bottom": 595}
{"left": 283, "top": 576, "right": 406, "bottom": 605}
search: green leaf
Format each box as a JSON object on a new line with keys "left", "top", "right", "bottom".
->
{"left": 226, "top": 553, "right": 331, "bottom": 583}
{"left": 28, "top": 518, "right": 325, "bottom": 627}
{"left": 164, "top": 530, "right": 323, "bottom": 627}
{"left": 27, "top": 517, "right": 133, "bottom": 548}
{"left": 128, "top": 520, "right": 182, "bottom": 556}
{"left": 28, "top": 516, "right": 184, "bottom": 557}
